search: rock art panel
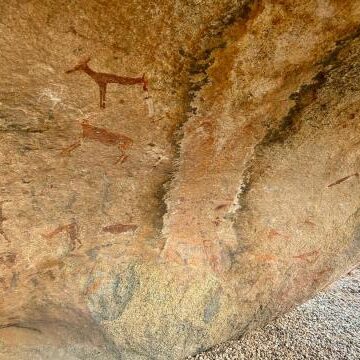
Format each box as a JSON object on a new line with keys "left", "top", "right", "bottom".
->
{"left": 0, "top": 0, "right": 360, "bottom": 359}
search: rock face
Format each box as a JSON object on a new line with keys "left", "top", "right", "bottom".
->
{"left": 0, "top": 0, "right": 360, "bottom": 359}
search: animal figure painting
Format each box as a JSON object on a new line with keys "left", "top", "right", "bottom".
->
{"left": 66, "top": 57, "right": 148, "bottom": 108}
{"left": 61, "top": 120, "right": 133, "bottom": 164}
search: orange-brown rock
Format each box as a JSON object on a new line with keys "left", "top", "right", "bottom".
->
{"left": 0, "top": 0, "right": 360, "bottom": 358}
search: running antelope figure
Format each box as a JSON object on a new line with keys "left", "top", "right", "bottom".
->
{"left": 61, "top": 120, "right": 133, "bottom": 164}
{"left": 66, "top": 57, "right": 148, "bottom": 109}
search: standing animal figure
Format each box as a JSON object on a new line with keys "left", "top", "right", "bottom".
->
{"left": 66, "top": 57, "right": 148, "bottom": 108}
{"left": 61, "top": 120, "right": 133, "bottom": 164}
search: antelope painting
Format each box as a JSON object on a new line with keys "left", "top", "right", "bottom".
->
{"left": 66, "top": 57, "right": 148, "bottom": 109}
{"left": 60, "top": 120, "right": 133, "bottom": 164}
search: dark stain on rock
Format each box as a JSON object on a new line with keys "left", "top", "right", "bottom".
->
{"left": 102, "top": 223, "right": 138, "bottom": 234}
{"left": 260, "top": 71, "right": 327, "bottom": 147}
{"left": 10, "top": 272, "right": 19, "bottom": 288}
{"left": 0, "top": 252, "right": 16, "bottom": 267}
{"left": 100, "top": 174, "right": 111, "bottom": 216}
{"left": 86, "top": 243, "right": 119, "bottom": 260}
{"left": 152, "top": 175, "right": 171, "bottom": 239}
{"left": 0, "top": 121, "right": 47, "bottom": 134}
{"left": 203, "top": 287, "right": 222, "bottom": 324}
{"left": 0, "top": 201, "right": 11, "bottom": 244}
{"left": 346, "top": 213, "right": 360, "bottom": 258}
{"left": 229, "top": 29, "right": 360, "bottom": 274}
{"left": 30, "top": 277, "right": 39, "bottom": 287}
{"left": 261, "top": 27, "right": 360, "bottom": 148}
{"left": 320, "top": 26, "right": 360, "bottom": 68}
{"left": 182, "top": 0, "right": 264, "bottom": 116}
{"left": 234, "top": 27, "right": 360, "bottom": 220}
{"left": 87, "top": 265, "right": 139, "bottom": 322}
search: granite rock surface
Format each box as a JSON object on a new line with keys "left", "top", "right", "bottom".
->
{"left": 0, "top": 1, "right": 360, "bottom": 359}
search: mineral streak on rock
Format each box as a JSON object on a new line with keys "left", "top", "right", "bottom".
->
{"left": 102, "top": 223, "right": 138, "bottom": 234}
{"left": 0, "top": 0, "right": 360, "bottom": 359}
{"left": 0, "top": 201, "right": 11, "bottom": 245}
{"left": 0, "top": 252, "right": 16, "bottom": 267}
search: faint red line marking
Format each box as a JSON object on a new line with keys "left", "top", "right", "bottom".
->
{"left": 293, "top": 249, "right": 320, "bottom": 263}
{"left": 327, "top": 172, "right": 359, "bottom": 188}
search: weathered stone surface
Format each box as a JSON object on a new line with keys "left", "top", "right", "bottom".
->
{"left": 0, "top": 0, "right": 360, "bottom": 359}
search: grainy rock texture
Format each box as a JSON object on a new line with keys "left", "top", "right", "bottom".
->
{"left": 190, "top": 267, "right": 360, "bottom": 360}
{"left": 0, "top": 0, "right": 360, "bottom": 359}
